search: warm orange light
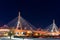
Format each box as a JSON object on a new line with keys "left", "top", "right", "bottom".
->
{"left": 27, "top": 31, "right": 32, "bottom": 33}
{"left": 35, "top": 33, "right": 38, "bottom": 36}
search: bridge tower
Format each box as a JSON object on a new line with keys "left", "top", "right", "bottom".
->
{"left": 16, "top": 12, "right": 22, "bottom": 30}
{"left": 51, "top": 19, "right": 58, "bottom": 33}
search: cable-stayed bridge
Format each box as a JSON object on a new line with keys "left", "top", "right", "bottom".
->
{"left": 0, "top": 12, "right": 60, "bottom": 38}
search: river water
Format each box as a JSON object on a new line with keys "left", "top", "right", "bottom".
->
{"left": 0, "top": 38, "right": 60, "bottom": 40}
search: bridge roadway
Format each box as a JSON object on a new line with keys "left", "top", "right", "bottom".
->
{"left": 14, "top": 29, "right": 60, "bottom": 38}
{"left": 0, "top": 28, "right": 60, "bottom": 38}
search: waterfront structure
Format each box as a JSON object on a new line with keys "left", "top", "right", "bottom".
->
{"left": 0, "top": 25, "right": 10, "bottom": 37}
{"left": 0, "top": 12, "right": 60, "bottom": 38}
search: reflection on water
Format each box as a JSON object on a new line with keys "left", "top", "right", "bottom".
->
{"left": 0, "top": 38, "right": 60, "bottom": 40}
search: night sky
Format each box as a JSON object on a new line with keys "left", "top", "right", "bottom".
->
{"left": 0, "top": 0, "right": 60, "bottom": 28}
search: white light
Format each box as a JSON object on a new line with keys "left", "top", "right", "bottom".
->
{"left": 0, "top": 29, "right": 10, "bottom": 31}
{"left": 24, "top": 38, "right": 33, "bottom": 40}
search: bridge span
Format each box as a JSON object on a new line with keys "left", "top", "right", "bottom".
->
{"left": 0, "top": 12, "right": 60, "bottom": 38}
